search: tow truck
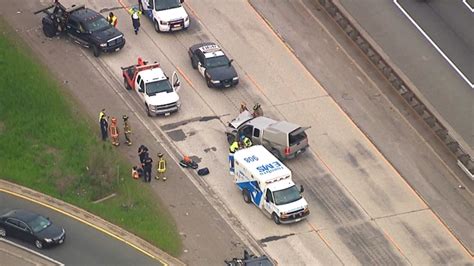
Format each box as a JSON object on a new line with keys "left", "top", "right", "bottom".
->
{"left": 122, "top": 59, "right": 182, "bottom": 116}
{"left": 34, "top": 1, "right": 125, "bottom": 57}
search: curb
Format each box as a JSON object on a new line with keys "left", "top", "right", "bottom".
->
{"left": 316, "top": 0, "right": 474, "bottom": 180}
{"left": 0, "top": 179, "right": 185, "bottom": 266}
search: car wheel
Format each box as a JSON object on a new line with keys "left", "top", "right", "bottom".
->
{"left": 271, "top": 148, "right": 282, "bottom": 160}
{"left": 272, "top": 213, "right": 281, "bottom": 225}
{"left": 124, "top": 77, "right": 131, "bottom": 90}
{"left": 154, "top": 20, "right": 161, "bottom": 33}
{"left": 92, "top": 45, "right": 101, "bottom": 57}
{"left": 191, "top": 57, "right": 198, "bottom": 69}
{"left": 35, "top": 240, "right": 43, "bottom": 249}
{"left": 146, "top": 105, "right": 152, "bottom": 117}
{"left": 242, "top": 189, "right": 251, "bottom": 204}
{"left": 206, "top": 78, "right": 212, "bottom": 88}
{"left": 0, "top": 227, "right": 6, "bottom": 237}
{"left": 42, "top": 24, "right": 56, "bottom": 38}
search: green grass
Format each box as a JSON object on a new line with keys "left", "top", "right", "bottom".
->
{"left": 0, "top": 21, "right": 181, "bottom": 256}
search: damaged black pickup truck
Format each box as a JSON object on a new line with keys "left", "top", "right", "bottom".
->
{"left": 35, "top": 1, "right": 125, "bottom": 57}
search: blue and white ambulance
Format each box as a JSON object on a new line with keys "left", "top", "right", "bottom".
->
{"left": 234, "top": 145, "right": 309, "bottom": 224}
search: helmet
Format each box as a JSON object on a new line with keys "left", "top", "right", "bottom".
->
{"left": 157, "top": 153, "right": 163, "bottom": 158}
{"left": 122, "top": 115, "right": 128, "bottom": 121}
{"left": 253, "top": 103, "right": 260, "bottom": 110}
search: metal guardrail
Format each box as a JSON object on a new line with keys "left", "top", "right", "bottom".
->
{"left": 317, "top": 0, "right": 474, "bottom": 180}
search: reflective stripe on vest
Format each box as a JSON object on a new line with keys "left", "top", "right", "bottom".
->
{"left": 158, "top": 159, "right": 166, "bottom": 173}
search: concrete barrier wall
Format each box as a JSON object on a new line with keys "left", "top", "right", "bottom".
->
{"left": 317, "top": 0, "right": 474, "bottom": 180}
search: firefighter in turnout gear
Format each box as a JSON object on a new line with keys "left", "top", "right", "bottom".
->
{"left": 109, "top": 117, "right": 120, "bottom": 146}
{"left": 123, "top": 115, "right": 132, "bottom": 146}
{"left": 156, "top": 153, "right": 167, "bottom": 181}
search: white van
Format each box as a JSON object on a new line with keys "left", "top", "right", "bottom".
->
{"left": 233, "top": 145, "right": 309, "bottom": 224}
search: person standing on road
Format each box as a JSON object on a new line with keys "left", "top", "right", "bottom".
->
{"left": 107, "top": 12, "right": 118, "bottom": 27}
{"left": 128, "top": 7, "right": 142, "bottom": 34}
{"left": 143, "top": 155, "right": 153, "bottom": 182}
{"left": 123, "top": 115, "right": 132, "bottom": 146}
{"left": 138, "top": 145, "right": 148, "bottom": 168}
{"left": 99, "top": 112, "right": 108, "bottom": 141}
{"left": 229, "top": 137, "right": 239, "bottom": 175}
{"left": 109, "top": 117, "right": 120, "bottom": 146}
{"left": 252, "top": 103, "right": 263, "bottom": 117}
{"left": 155, "top": 153, "right": 167, "bottom": 181}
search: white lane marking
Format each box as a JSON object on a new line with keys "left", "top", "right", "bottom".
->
{"left": 462, "top": 0, "right": 474, "bottom": 12}
{"left": 0, "top": 238, "right": 65, "bottom": 266}
{"left": 394, "top": 0, "right": 474, "bottom": 88}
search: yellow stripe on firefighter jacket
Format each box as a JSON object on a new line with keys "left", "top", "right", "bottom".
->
{"left": 158, "top": 158, "right": 166, "bottom": 173}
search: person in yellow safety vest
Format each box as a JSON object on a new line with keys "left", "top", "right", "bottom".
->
{"left": 107, "top": 12, "right": 118, "bottom": 27}
{"left": 128, "top": 7, "right": 142, "bottom": 34}
{"left": 99, "top": 108, "right": 106, "bottom": 123}
{"left": 156, "top": 153, "right": 167, "bottom": 181}
{"left": 229, "top": 138, "right": 239, "bottom": 175}
{"left": 109, "top": 117, "right": 120, "bottom": 146}
{"left": 123, "top": 115, "right": 132, "bottom": 146}
{"left": 240, "top": 135, "right": 252, "bottom": 148}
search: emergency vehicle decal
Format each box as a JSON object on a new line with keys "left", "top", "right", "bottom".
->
{"left": 256, "top": 161, "right": 284, "bottom": 175}
{"left": 236, "top": 181, "right": 263, "bottom": 206}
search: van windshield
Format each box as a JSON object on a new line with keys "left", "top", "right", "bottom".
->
{"left": 273, "top": 185, "right": 302, "bottom": 205}
{"left": 289, "top": 129, "right": 307, "bottom": 146}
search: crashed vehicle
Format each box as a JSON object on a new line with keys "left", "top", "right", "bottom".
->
{"left": 35, "top": 1, "right": 125, "bottom": 57}
{"left": 225, "top": 111, "right": 309, "bottom": 160}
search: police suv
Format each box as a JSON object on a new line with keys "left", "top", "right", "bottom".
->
{"left": 188, "top": 42, "right": 239, "bottom": 88}
{"left": 233, "top": 145, "right": 309, "bottom": 224}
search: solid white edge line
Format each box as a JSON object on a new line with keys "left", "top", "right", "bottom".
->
{"left": 393, "top": 0, "right": 474, "bottom": 88}
{"left": 462, "top": 0, "right": 474, "bottom": 12}
{"left": 0, "top": 238, "right": 65, "bottom": 266}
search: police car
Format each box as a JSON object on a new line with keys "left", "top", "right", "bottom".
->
{"left": 188, "top": 42, "right": 239, "bottom": 88}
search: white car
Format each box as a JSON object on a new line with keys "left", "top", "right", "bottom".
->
{"left": 139, "top": 0, "right": 190, "bottom": 32}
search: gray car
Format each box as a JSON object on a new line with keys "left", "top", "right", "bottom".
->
{"left": 225, "top": 111, "right": 309, "bottom": 160}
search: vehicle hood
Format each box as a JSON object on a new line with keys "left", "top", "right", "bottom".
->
{"left": 145, "top": 91, "right": 179, "bottom": 106}
{"left": 156, "top": 6, "right": 188, "bottom": 22}
{"left": 92, "top": 27, "right": 123, "bottom": 42}
{"left": 36, "top": 224, "right": 64, "bottom": 240}
{"left": 206, "top": 65, "right": 238, "bottom": 81}
{"left": 276, "top": 197, "right": 308, "bottom": 213}
{"left": 229, "top": 110, "right": 254, "bottom": 129}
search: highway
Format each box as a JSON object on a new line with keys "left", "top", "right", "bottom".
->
{"left": 339, "top": 0, "right": 474, "bottom": 154}
{"left": 0, "top": 192, "right": 161, "bottom": 266}
{"left": 0, "top": 0, "right": 471, "bottom": 264}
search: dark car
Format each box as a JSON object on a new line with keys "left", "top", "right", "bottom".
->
{"left": 188, "top": 42, "right": 239, "bottom": 88}
{"left": 37, "top": 2, "right": 125, "bottom": 57}
{"left": 0, "top": 209, "right": 65, "bottom": 249}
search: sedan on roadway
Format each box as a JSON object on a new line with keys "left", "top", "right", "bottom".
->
{"left": 188, "top": 42, "right": 239, "bottom": 88}
{"left": 0, "top": 209, "right": 66, "bottom": 249}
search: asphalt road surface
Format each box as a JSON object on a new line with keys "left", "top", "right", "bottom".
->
{"left": 339, "top": 0, "right": 474, "bottom": 154}
{"left": 0, "top": 192, "right": 161, "bottom": 266}
{"left": 0, "top": 0, "right": 472, "bottom": 264}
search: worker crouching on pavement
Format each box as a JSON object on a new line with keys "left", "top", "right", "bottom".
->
{"left": 229, "top": 137, "right": 239, "bottom": 175}
{"left": 155, "top": 153, "right": 167, "bottom": 181}
{"left": 109, "top": 117, "right": 120, "bottom": 146}
{"left": 123, "top": 115, "right": 132, "bottom": 146}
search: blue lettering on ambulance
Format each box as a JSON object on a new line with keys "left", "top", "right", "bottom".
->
{"left": 256, "top": 161, "right": 283, "bottom": 175}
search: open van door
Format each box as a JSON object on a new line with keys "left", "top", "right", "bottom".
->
{"left": 172, "top": 71, "right": 181, "bottom": 92}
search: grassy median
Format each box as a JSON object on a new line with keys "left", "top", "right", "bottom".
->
{"left": 0, "top": 22, "right": 181, "bottom": 256}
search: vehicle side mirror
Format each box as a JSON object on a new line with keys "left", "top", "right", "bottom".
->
{"left": 139, "top": 87, "right": 144, "bottom": 93}
{"left": 229, "top": 59, "right": 234, "bottom": 65}
{"left": 174, "top": 80, "right": 180, "bottom": 88}
{"left": 300, "top": 185, "right": 304, "bottom": 193}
